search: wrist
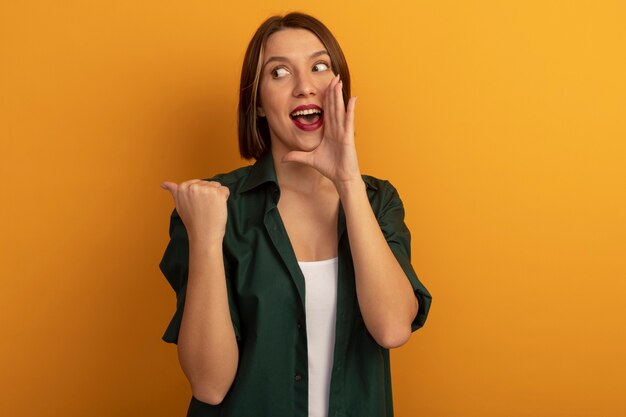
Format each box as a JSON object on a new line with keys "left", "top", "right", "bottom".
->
{"left": 335, "top": 177, "right": 366, "bottom": 199}
{"left": 188, "top": 233, "right": 224, "bottom": 252}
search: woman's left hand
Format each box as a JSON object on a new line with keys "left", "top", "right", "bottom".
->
{"left": 282, "top": 74, "right": 361, "bottom": 187}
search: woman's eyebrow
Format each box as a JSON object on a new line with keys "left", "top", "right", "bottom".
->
{"left": 263, "top": 50, "right": 329, "bottom": 67}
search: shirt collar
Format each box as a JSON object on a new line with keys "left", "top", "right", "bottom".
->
{"left": 240, "top": 152, "right": 278, "bottom": 194}
{"left": 239, "top": 150, "right": 380, "bottom": 193}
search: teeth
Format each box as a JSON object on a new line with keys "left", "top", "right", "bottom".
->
{"left": 291, "top": 108, "right": 322, "bottom": 117}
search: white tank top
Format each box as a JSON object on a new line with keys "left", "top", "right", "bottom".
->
{"left": 298, "top": 257, "right": 339, "bottom": 417}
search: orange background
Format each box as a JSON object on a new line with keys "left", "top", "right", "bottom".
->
{"left": 1, "top": 1, "right": 625, "bottom": 416}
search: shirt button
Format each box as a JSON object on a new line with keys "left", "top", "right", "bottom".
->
{"left": 297, "top": 321, "right": 302, "bottom": 329}
{"left": 294, "top": 373, "right": 302, "bottom": 382}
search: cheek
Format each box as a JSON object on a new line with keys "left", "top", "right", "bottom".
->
{"left": 318, "top": 76, "right": 334, "bottom": 97}
{"left": 259, "top": 85, "right": 285, "bottom": 114}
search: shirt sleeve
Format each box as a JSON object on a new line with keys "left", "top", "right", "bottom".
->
{"left": 376, "top": 181, "right": 432, "bottom": 331}
{"left": 159, "top": 209, "right": 241, "bottom": 344}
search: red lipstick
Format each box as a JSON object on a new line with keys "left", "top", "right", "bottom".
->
{"left": 290, "top": 104, "right": 324, "bottom": 131}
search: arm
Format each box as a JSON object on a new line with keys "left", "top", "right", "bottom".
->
{"left": 281, "top": 75, "right": 419, "bottom": 348}
{"left": 178, "top": 236, "right": 238, "bottom": 404}
{"left": 161, "top": 180, "right": 238, "bottom": 405}
{"left": 337, "top": 180, "right": 418, "bottom": 349}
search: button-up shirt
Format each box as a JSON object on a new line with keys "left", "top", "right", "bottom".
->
{"left": 160, "top": 152, "right": 432, "bottom": 417}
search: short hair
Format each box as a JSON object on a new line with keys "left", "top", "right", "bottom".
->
{"left": 238, "top": 13, "right": 352, "bottom": 160}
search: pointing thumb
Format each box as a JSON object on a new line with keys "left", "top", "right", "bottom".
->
{"left": 160, "top": 181, "right": 179, "bottom": 201}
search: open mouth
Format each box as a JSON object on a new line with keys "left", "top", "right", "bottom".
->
{"left": 290, "top": 105, "right": 324, "bottom": 131}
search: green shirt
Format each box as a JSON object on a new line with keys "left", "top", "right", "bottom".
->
{"left": 160, "top": 152, "right": 432, "bottom": 417}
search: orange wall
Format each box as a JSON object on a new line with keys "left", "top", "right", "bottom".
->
{"left": 2, "top": 1, "right": 625, "bottom": 416}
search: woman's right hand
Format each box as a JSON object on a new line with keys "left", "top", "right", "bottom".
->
{"left": 160, "top": 180, "right": 230, "bottom": 244}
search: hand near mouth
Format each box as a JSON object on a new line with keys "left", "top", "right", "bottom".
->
{"left": 282, "top": 74, "right": 362, "bottom": 190}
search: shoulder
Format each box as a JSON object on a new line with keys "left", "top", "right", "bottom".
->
{"left": 204, "top": 164, "right": 254, "bottom": 193}
{"left": 203, "top": 161, "right": 276, "bottom": 214}
{"left": 361, "top": 174, "right": 402, "bottom": 211}
{"left": 362, "top": 174, "right": 397, "bottom": 194}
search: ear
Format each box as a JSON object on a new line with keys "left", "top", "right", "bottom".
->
{"left": 257, "top": 106, "right": 265, "bottom": 117}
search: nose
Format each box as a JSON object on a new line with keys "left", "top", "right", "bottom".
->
{"left": 292, "top": 72, "right": 317, "bottom": 97}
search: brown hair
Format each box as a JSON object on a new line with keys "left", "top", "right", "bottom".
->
{"left": 238, "top": 12, "right": 351, "bottom": 160}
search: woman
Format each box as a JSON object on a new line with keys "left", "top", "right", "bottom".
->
{"left": 160, "top": 12, "right": 431, "bottom": 417}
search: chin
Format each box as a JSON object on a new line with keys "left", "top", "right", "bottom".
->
{"left": 271, "top": 129, "right": 323, "bottom": 154}
{"left": 296, "top": 136, "right": 323, "bottom": 152}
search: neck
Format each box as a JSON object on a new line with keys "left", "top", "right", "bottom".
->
{"left": 271, "top": 147, "right": 333, "bottom": 194}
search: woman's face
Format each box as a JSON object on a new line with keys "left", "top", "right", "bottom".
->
{"left": 258, "top": 28, "right": 335, "bottom": 155}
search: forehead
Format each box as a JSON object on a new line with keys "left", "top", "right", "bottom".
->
{"left": 263, "top": 28, "right": 326, "bottom": 59}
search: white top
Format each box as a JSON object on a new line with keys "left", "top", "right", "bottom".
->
{"left": 298, "top": 257, "right": 339, "bottom": 417}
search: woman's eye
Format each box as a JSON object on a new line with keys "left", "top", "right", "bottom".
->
{"left": 271, "top": 67, "right": 290, "bottom": 78}
{"left": 313, "top": 62, "right": 330, "bottom": 72}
